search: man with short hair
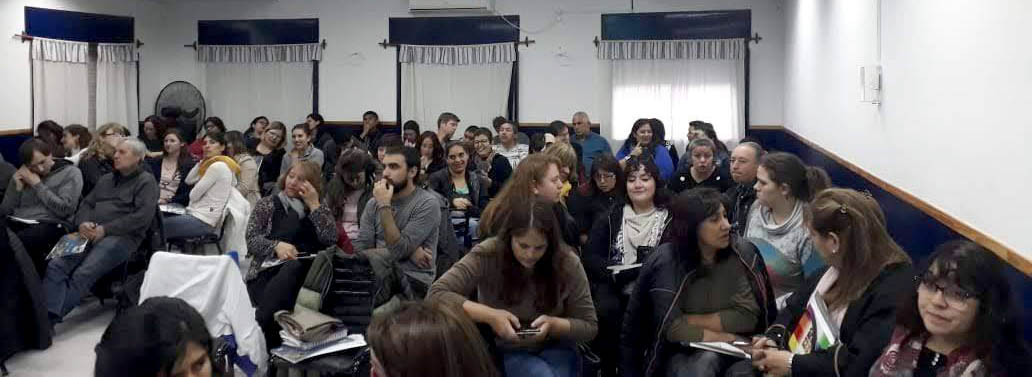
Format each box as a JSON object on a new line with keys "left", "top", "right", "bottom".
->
{"left": 357, "top": 110, "right": 384, "bottom": 154}
{"left": 491, "top": 116, "right": 529, "bottom": 145}
{"left": 43, "top": 139, "right": 157, "bottom": 324}
{"left": 570, "top": 111, "right": 611, "bottom": 173}
{"left": 463, "top": 125, "right": 479, "bottom": 143}
{"left": 354, "top": 146, "right": 441, "bottom": 297}
{"left": 1, "top": 139, "right": 83, "bottom": 275}
{"left": 725, "top": 141, "right": 765, "bottom": 237}
{"left": 493, "top": 121, "right": 529, "bottom": 170}
{"left": 547, "top": 120, "right": 583, "bottom": 169}
{"left": 472, "top": 128, "right": 512, "bottom": 198}
{"left": 436, "top": 112, "right": 460, "bottom": 144}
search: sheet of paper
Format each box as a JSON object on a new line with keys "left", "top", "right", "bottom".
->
{"left": 687, "top": 341, "right": 751, "bottom": 359}
{"left": 8, "top": 216, "right": 40, "bottom": 225}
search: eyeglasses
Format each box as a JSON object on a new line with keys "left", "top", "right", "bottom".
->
{"left": 915, "top": 274, "right": 977, "bottom": 309}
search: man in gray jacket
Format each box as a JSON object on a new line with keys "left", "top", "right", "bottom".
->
{"left": 43, "top": 139, "right": 157, "bottom": 325}
{"left": 1, "top": 139, "right": 82, "bottom": 276}
{"left": 354, "top": 146, "right": 440, "bottom": 298}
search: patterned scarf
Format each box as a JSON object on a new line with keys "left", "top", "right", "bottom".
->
{"left": 869, "top": 326, "right": 988, "bottom": 377}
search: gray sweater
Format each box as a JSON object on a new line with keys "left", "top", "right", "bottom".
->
{"left": 0, "top": 161, "right": 82, "bottom": 224}
{"left": 354, "top": 187, "right": 441, "bottom": 285}
{"left": 75, "top": 166, "right": 158, "bottom": 248}
{"left": 744, "top": 200, "right": 820, "bottom": 300}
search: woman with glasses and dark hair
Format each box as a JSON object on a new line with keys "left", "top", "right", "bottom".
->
{"left": 745, "top": 188, "right": 913, "bottom": 377}
{"left": 868, "top": 240, "right": 1030, "bottom": 377}
{"left": 253, "top": 120, "right": 287, "bottom": 196}
{"left": 569, "top": 153, "right": 624, "bottom": 245}
{"left": 244, "top": 115, "right": 269, "bottom": 150}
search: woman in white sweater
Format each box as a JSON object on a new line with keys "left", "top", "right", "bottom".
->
{"left": 164, "top": 131, "right": 240, "bottom": 241}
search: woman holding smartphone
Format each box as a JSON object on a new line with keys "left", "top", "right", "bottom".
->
{"left": 429, "top": 200, "right": 597, "bottom": 377}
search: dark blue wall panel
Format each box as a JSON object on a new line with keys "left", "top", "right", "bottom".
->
{"left": 602, "top": 10, "right": 751, "bottom": 40}
{"left": 0, "top": 134, "right": 33, "bottom": 167}
{"left": 389, "top": 16, "right": 519, "bottom": 45}
{"left": 748, "top": 128, "right": 1030, "bottom": 341}
{"left": 25, "top": 7, "right": 134, "bottom": 43}
{"left": 198, "top": 19, "right": 319, "bottom": 45}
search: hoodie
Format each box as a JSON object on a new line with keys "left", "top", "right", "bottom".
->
{"left": 0, "top": 159, "right": 83, "bottom": 224}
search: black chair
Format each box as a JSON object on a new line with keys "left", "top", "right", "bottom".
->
{"left": 93, "top": 208, "right": 165, "bottom": 312}
{"left": 165, "top": 210, "right": 226, "bottom": 255}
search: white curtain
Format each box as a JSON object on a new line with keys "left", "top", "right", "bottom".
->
{"left": 400, "top": 43, "right": 515, "bottom": 133}
{"left": 96, "top": 43, "right": 139, "bottom": 130}
{"left": 604, "top": 39, "right": 745, "bottom": 145}
{"left": 31, "top": 38, "right": 90, "bottom": 127}
{"left": 402, "top": 62, "right": 512, "bottom": 133}
{"left": 611, "top": 59, "right": 744, "bottom": 143}
{"left": 202, "top": 62, "right": 313, "bottom": 131}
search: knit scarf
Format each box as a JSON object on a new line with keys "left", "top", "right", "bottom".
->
{"left": 277, "top": 191, "right": 307, "bottom": 220}
{"left": 869, "top": 327, "right": 987, "bottom": 377}
{"left": 618, "top": 205, "right": 668, "bottom": 265}
{"left": 198, "top": 155, "right": 241, "bottom": 178}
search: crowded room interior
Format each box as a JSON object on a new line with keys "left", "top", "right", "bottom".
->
{"left": 0, "top": 1, "right": 1028, "bottom": 377}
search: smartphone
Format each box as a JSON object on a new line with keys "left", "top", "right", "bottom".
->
{"left": 516, "top": 328, "right": 541, "bottom": 338}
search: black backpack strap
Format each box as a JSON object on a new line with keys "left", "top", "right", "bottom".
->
{"left": 733, "top": 238, "right": 778, "bottom": 331}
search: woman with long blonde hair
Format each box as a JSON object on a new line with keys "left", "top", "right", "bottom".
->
{"left": 479, "top": 153, "right": 579, "bottom": 246}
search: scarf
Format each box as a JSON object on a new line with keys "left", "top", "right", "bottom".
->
{"left": 618, "top": 205, "right": 669, "bottom": 265}
{"left": 870, "top": 327, "right": 987, "bottom": 377}
{"left": 277, "top": 191, "right": 307, "bottom": 220}
{"left": 198, "top": 155, "right": 241, "bottom": 178}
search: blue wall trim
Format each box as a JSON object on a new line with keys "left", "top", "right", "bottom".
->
{"left": 198, "top": 19, "right": 319, "bottom": 45}
{"left": 25, "top": 7, "right": 134, "bottom": 43}
{"left": 602, "top": 10, "right": 751, "bottom": 41}
{"left": 389, "top": 16, "right": 520, "bottom": 45}
{"left": 747, "top": 128, "right": 1030, "bottom": 341}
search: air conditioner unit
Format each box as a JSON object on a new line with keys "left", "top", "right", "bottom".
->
{"left": 410, "top": 0, "right": 494, "bottom": 12}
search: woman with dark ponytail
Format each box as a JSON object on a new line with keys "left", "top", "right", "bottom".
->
{"left": 744, "top": 152, "right": 831, "bottom": 307}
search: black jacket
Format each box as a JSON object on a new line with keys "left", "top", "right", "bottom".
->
{"left": 764, "top": 263, "right": 913, "bottom": 377}
{"left": 583, "top": 205, "right": 671, "bottom": 285}
{"left": 481, "top": 154, "right": 512, "bottom": 198}
{"left": 255, "top": 148, "right": 285, "bottom": 196}
{"left": 146, "top": 157, "right": 196, "bottom": 207}
{"left": 723, "top": 182, "right": 756, "bottom": 237}
{"left": 0, "top": 220, "right": 52, "bottom": 361}
{"left": 75, "top": 166, "right": 159, "bottom": 249}
{"left": 620, "top": 240, "right": 778, "bottom": 377}
{"left": 568, "top": 189, "right": 623, "bottom": 239}
{"left": 427, "top": 168, "right": 488, "bottom": 217}
{"left": 79, "top": 154, "right": 114, "bottom": 198}
{"left": 668, "top": 165, "right": 733, "bottom": 194}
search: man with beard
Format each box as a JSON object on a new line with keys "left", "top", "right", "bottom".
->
{"left": 354, "top": 146, "right": 441, "bottom": 297}
{"left": 471, "top": 128, "right": 512, "bottom": 198}
{"left": 724, "top": 141, "right": 764, "bottom": 237}
{"left": 1, "top": 139, "right": 83, "bottom": 276}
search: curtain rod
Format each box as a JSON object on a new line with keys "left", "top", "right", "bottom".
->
{"left": 594, "top": 33, "right": 762, "bottom": 46}
{"left": 185, "top": 39, "right": 327, "bottom": 50}
{"left": 380, "top": 36, "right": 536, "bottom": 49}
{"left": 14, "top": 33, "right": 144, "bottom": 47}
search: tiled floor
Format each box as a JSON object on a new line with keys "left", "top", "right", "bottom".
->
{"left": 4, "top": 299, "right": 115, "bottom": 377}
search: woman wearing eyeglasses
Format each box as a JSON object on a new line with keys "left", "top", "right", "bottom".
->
{"left": 568, "top": 154, "right": 624, "bottom": 245}
{"left": 79, "top": 122, "right": 128, "bottom": 197}
{"left": 745, "top": 188, "right": 913, "bottom": 377}
{"left": 253, "top": 121, "right": 287, "bottom": 196}
{"left": 868, "top": 240, "right": 1030, "bottom": 377}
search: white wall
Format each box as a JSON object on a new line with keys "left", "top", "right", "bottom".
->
{"left": 137, "top": 0, "right": 784, "bottom": 135}
{"left": 0, "top": 0, "right": 163, "bottom": 132}
{"left": 784, "top": 0, "right": 1032, "bottom": 258}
